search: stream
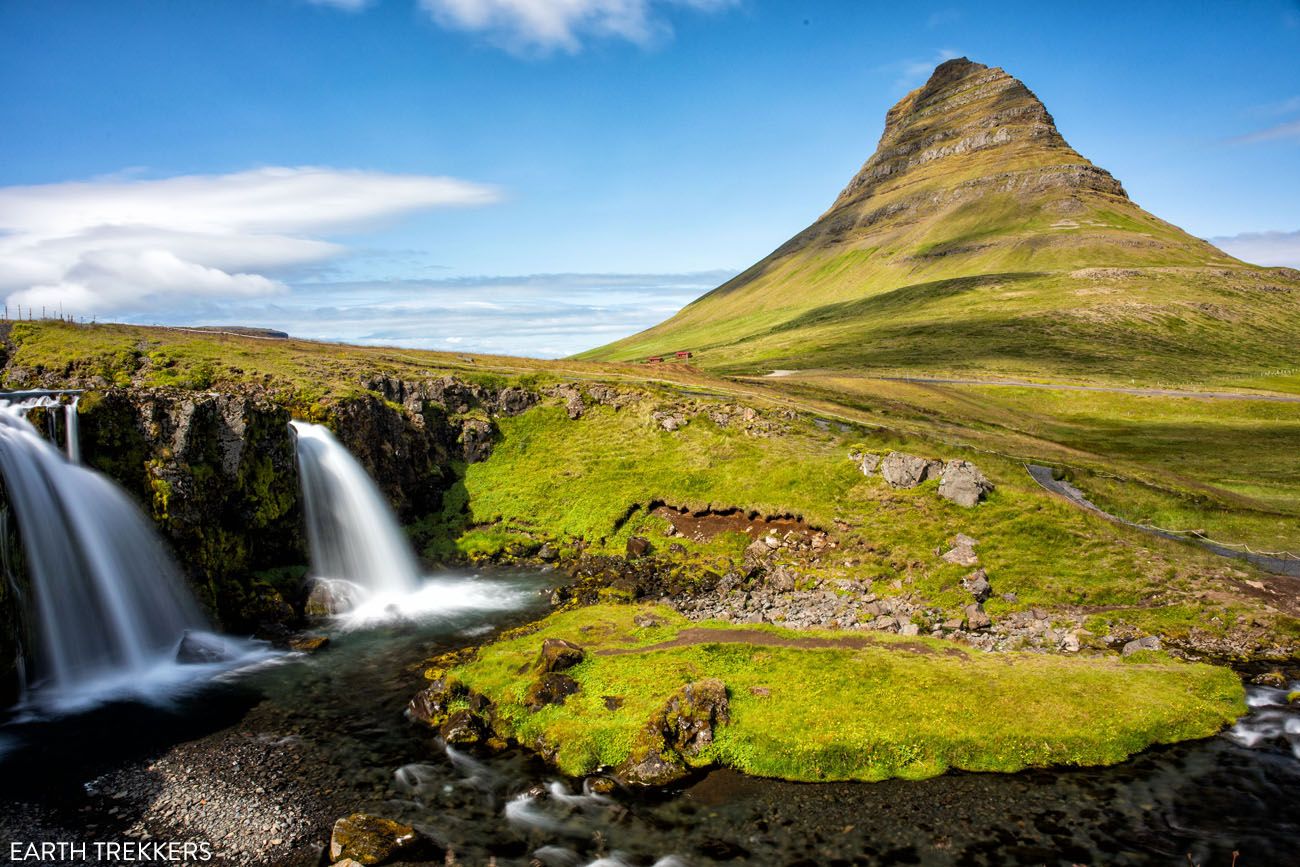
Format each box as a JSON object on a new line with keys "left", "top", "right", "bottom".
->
{"left": 1, "top": 568, "right": 1298, "bottom": 867}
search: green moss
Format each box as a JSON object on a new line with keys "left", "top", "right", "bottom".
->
{"left": 451, "top": 603, "right": 1245, "bottom": 781}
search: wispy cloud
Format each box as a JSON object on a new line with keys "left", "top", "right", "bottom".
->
{"left": 132, "top": 271, "right": 734, "bottom": 358}
{"left": 1211, "top": 229, "right": 1300, "bottom": 269}
{"left": 1231, "top": 93, "right": 1300, "bottom": 144}
{"left": 0, "top": 167, "right": 499, "bottom": 318}
{"left": 892, "top": 48, "right": 960, "bottom": 91}
{"left": 418, "top": 0, "right": 737, "bottom": 54}
{"left": 1229, "top": 118, "right": 1300, "bottom": 145}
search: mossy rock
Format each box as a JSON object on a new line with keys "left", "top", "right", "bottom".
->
{"left": 328, "top": 814, "right": 438, "bottom": 866}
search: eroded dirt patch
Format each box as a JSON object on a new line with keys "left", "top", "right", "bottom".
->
{"left": 653, "top": 505, "right": 824, "bottom": 545}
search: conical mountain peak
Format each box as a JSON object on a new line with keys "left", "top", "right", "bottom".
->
{"left": 832, "top": 57, "right": 1124, "bottom": 211}
{"left": 584, "top": 59, "right": 1300, "bottom": 383}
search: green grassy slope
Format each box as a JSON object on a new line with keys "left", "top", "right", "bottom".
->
{"left": 8, "top": 320, "right": 1298, "bottom": 556}
{"left": 582, "top": 58, "right": 1300, "bottom": 383}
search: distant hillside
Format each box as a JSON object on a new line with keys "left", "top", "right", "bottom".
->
{"left": 582, "top": 58, "right": 1300, "bottom": 383}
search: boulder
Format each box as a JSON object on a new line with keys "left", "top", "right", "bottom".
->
{"left": 288, "top": 634, "right": 330, "bottom": 653}
{"left": 306, "top": 579, "right": 362, "bottom": 617}
{"left": 175, "top": 631, "right": 233, "bottom": 664}
{"left": 619, "top": 748, "right": 688, "bottom": 787}
{"left": 458, "top": 418, "right": 495, "bottom": 463}
{"left": 849, "top": 451, "right": 881, "bottom": 476}
{"left": 938, "top": 460, "right": 994, "bottom": 507}
{"left": 652, "top": 411, "right": 688, "bottom": 432}
{"left": 561, "top": 387, "right": 586, "bottom": 420}
{"left": 328, "top": 813, "right": 437, "bottom": 865}
{"left": 961, "top": 568, "right": 992, "bottom": 602}
{"left": 626, "top": 536, "right": 651, "bottom": 558}
{"left": 880, "top": 452, "right": 941, "bottom": 489}
{"left": 525, "top": 672, "right": 580, "bottom": 710}
{"left": 767, "top": 565, "right": 796, "bottom": 593}
{"left": 963, "top": 602, "right": 992, "bottom": 631}
{"left": 534, "top": 638, "right": 585, "bottom": 673}
{"left": 743, "top": 536, "right": 772, "bottom": 567}
{"left": 1122, "top": 636, "right": 1162, "bottom": 656}
{"left": 659, "top": 678, "right": 730, "bottom": 757}
{"left": 407, "top": 678, "right": 461, "bottom": 728}
{"left": 618, "top": 678, "right": 731, "bottom": 786}
{"left": 941, "top": 534, "right": 979, "bottom": 566}
{"left": 440, "top": 709, "right": 487, "bottom": 745}
{"left": 537, "top": 544, "right": 558, "bottom": 562}
{"left": 1252, "top": 670, "right": 1287, "bottom": 687}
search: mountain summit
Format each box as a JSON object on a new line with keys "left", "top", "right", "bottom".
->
{"left": 583, "top": 59, "right": 1300, "bottom": 382}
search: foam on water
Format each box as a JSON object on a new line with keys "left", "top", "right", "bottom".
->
{"left": 316, "top": 573, "right": 535, "bottom": 630}
{"left": 1225, "top": 681, "right": 1300, "bottom": 759}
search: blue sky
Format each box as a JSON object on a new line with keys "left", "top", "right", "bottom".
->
{"left": 1, "top": 0, "right": 1298, "bottom": 357}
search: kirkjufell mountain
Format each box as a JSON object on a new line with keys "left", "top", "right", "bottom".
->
{"left": 584, "top": 58, "right": 1300, "bottom": 381}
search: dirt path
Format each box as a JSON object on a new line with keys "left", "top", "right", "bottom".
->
{"left": 597, "top": 627, "right": 964, "bottom": 657}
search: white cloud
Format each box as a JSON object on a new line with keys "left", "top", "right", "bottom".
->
{"left": 1212, "top": 230, "right": 1300, "bottom": 269}
{"left": 0, "top": 167, "right": 498, "bottom": 317}
{"left": 419, "top": 0, "right": 736, "bottom": 53}
{"left": 133, "top": 271, "right": 734, "bottom": 358}
{"left": 1230, "top": 118, "right": 1300, "bottom": 145}
{"left": 892, "top": 48, "right": 960, "bottom": 92}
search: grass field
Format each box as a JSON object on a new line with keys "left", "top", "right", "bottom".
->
{"left": 447, "top": 603, "right": 1245, "bottom": 782}
{"left": 735, "top": 372, "right": 1300, "bottom": 553}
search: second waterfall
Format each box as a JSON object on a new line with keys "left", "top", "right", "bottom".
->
{"left": 289, "top": 421, "right": 422, "bottom": 616}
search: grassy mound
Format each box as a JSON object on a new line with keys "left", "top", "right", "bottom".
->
{"left": 448, "top": 603, "right": 1246, "bottom": 782}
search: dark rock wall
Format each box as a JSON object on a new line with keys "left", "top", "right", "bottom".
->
{"left": 0, "top": 474, "right": 33, "bottom": 706}
{"left": 68, "top": 377, "right": 535, "bottom": 631}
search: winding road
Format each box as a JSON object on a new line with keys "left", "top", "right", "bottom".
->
{"left": 1025, "top": 464, "right": 1300, "bottom": 577}
{"left": 882, "top": 376, "right": 1300, "bottom": 403}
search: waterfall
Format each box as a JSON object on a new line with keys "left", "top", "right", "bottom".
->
{"left": 0, "top": 400, "right": 212, "bottom": 709}
{"left": 65, "top": 396, "right": 80, "bottom": 463}
{"left": 289, "top": 421, "right": 422, "bottom": 603}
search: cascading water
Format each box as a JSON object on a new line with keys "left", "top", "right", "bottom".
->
{"left": 289, "top": 421, "right": 422, "bottom": 619}
{"left": 0, "top": 398, "right": 226, "bottom": 711}
{"left": 65, "top": 395, "right": 80, "bottom": 463}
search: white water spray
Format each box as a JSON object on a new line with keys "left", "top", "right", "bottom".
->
{"left": 0, "top": 400, "right": 218, "bottom": 710}
{"left": 289, "top": 421, "right": 421, "bottom": 605}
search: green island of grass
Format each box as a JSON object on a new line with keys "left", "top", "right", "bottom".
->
{"left": 444, "top": 603, "right": 1245, "bottom": 783}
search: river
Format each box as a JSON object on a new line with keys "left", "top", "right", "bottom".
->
{"left": 1, "top": 568, "right": 1297, "bottom": 867}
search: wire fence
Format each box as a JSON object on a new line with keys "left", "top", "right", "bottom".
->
{"left": 2, "top": 305, "right": 96, "bottom": 324}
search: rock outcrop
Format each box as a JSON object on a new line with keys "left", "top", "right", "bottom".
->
{"left": 880, "top": 452, "right": 942, "bottom": 489}
{"left": 618, "top": 678, "right": 730, "bottom": 786}
{"left": 938, "top": 460, "right": 994, "bottom": 507}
